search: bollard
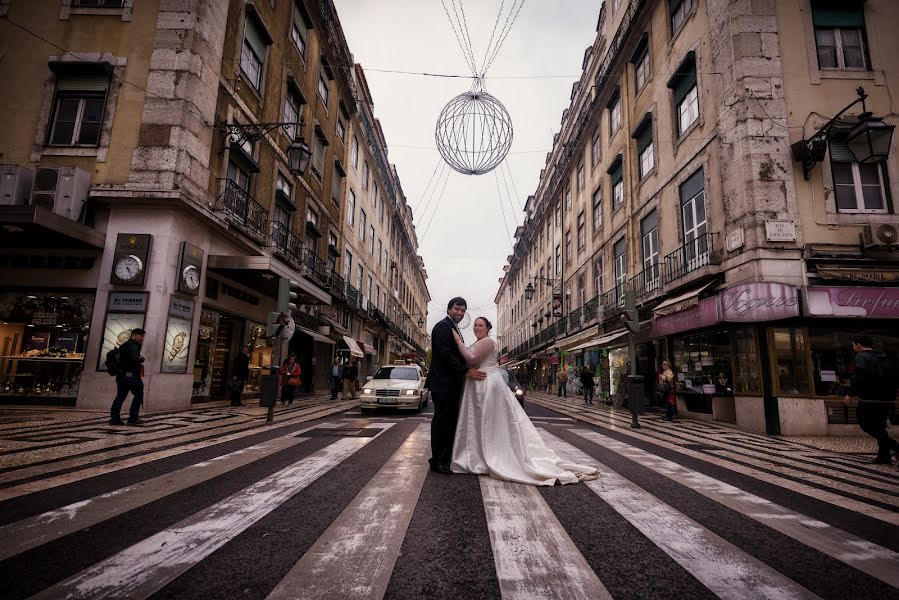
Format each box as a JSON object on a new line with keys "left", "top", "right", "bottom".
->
{"left": 259, "top": 371, "right": 280, "bottom": 424}
{"left": 627, "top": 374, "right": 645, "bottom": 429}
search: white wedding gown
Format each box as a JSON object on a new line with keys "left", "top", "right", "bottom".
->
{"left": 450, "top": 337, "right": 598, "bottom": 486}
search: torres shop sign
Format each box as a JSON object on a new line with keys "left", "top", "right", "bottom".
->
{"left": 719, "top": 282, "right": 800, "bottom": 322}
{"left": 804, "top": 286, "right": 899, "bottom": 318}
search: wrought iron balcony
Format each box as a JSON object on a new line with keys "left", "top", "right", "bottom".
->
{"left": 329, "top": 271, "right": 346, "bottom": 299}
{"left": 345, "top": 283, "right": 361, "bottom": 309}
{"left": 663, "top": 232, "right": 721, "bottom": 285}
{"left": 217, "top": 178, "right": 268, "bottom": 243}
{"left": 630, "top": 264, "right": 661, "bottom": 300}
{"left": 569, "top": 307, "right": 583, "bottom": 329}
{"left": 270, "top": 221, "right": 303, "bottom": 269}
{"left": 600, "top": 281, "right": 628, "bottom": 314}
{"left": 583, "top": 297, "right": 599, "bottom": 322}
{"left": 301, "top": 249, "right": 329, "bottom": 286}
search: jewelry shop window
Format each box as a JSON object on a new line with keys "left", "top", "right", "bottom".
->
{"left": 769, "top": 327, "right": 811, "bottom": 396}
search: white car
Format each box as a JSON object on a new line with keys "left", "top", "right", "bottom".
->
{"left": 360, "top": 363, "right": 429, "bottom": 413}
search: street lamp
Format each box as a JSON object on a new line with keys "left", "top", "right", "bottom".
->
{"left": 791, "top": 87, "right": 894, "bottom": 180}
{"left": 288, "top": 137, "right": 312, "bottom": 176}
{"left": 219, "top": 119, "right": 312, "bottom": 176}
{"left": 524, "top": 276, "right": 562, "bottom": 302}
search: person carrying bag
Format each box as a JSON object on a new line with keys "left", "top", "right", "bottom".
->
{"left": 278, "top": 354, "right": 301, "bottom": 407}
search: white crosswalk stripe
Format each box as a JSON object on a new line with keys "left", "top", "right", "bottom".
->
{"left": 1, "top": 413, "right": 896, "bottom": 600}
{"left": 29, "top": 425, "right": 394, "bottom": 600}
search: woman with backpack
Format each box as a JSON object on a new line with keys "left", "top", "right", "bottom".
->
{"left": 659, "top": 360, "right": 677, "bottom": 421}
{"left": 278, "top": 354, "right": 301, "bottom": 407}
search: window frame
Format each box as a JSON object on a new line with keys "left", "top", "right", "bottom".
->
{"left": 346, "top": 188, "right": 356, "bottom": 227}
{"left": 592, "top": 187, "right": 603, "bottom": 233}
{"left": 830, "top": 159, "right": 889, "bottom": 214}
{"left": 290, "top": 2, "right": 309, "bottom": 59}
{"left": 814, "top": 27, "right": 868, "bottom": 70}
{"left": 591, "top": 125, "right": 602, "bottom": 168}
{"left": 640, "top": 211, "right": 660, "bottom": 291}
{"left": 47, "top": 91, "right": 107, "bottom": 147}
{"left": 767, "top": 326, "right": 813, "bottom": 397}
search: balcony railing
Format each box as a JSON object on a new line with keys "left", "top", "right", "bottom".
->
{"left": 630, "top": 264, "right": 661, "bottom": 300}
{"left": 301, "top": 249, "right": 329, "bottom": 286}
{"left": 663, "top": 232, "right": 720, "bottom": 285}
{"left": 217, "top": 178, "right": 268, "bottom": 242}
{"left": 270, "top": 222, "right": 303, "bottom": 269}
{"left": 329, "top": 271, "right": 346, "bottom": 299}
{"left": 583, "top": 296, "right": 599, "bottom": 322}
{"left": 345, "top": 283, "right": 361, "bottom": 309}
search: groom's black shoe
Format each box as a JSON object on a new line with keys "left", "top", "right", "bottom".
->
{"left": 435, "top": 464, "right": 453, "bottom": 474}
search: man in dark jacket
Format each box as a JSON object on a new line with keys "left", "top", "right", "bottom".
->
{"left": 844, "top": 335, "right": 899, "bottom": 465}
{"left": 428, "top": 297, "right": 485, "bottom": 474}
{"left": 110, "top": 328, "right": 146, "bottom": 425}
{"left": 330, "top": 357, "right": 343, "bottom": 400}
{"left": 230, "top": 345, "right": 251, "bottom": 406}
{"left": 342, "top": 358, "right": 358, "bottom": 400}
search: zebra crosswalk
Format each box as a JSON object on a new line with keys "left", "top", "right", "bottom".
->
{"left": 0, "top": 402, "right": 896, "bottom": 599}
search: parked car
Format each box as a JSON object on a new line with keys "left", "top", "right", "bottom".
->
{"left": 360, "top": 363, "right": 429, "bottom": 413}
{"left": 498, "top": 367, "right": 525, "bottom": 406}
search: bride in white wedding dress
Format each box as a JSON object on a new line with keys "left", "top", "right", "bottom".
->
{"left": 449, "top": 317, "right": 599, "bottom": 485}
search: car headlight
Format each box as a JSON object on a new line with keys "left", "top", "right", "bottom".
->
{"left": 515, "top": 388, "right": 524, "bottom": 396}
{"left": 362, "top": 388, "right": 374, "bottom": 395}
{"left": 404, "top": 389, "right": 417, "bottom": 396}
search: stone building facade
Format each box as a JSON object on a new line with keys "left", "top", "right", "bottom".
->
{"left": 496, "top": 0, "right": 898, "bottom": 435}
{"left": 0, "top": 0, "right": 427, "bottom": 410}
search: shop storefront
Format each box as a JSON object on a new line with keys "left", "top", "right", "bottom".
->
{"left": 0, "top": 291, "right": 95, "bottom": 405}
{"left": 290, "top": 325, "right": 335, "bottom": 394}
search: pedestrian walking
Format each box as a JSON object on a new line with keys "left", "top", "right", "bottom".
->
{"left": 229, "top": 345, "right": 251, "bottom": 406}
{"left": 330, "top": 357, "right": 343, "bottom": 400}
{"left": 342, "top": 358, "right": 358, "bottom": 400}
{"left": 659, "top": 360, "right": 677, "bottom": 421}
{"left": 844, "top": 336, "right": 899, "bottom": 465}
{"left": 580, "top": 364, "right": 595, "bottom": 405}
{"left": 109, "top": 328, "right": 146, "bottom": 425}
{"left": 279, "top": 354, "right": 301, "bottom": 407}
{"left": 557, "top": 368, "right": 568, "bottom": 397}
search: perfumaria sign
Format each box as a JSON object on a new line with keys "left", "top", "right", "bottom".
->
{"left": 804, "top": 286, "right": 899, "bottom": 318}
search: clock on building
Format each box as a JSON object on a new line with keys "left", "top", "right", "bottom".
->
{"left": 176, "top": 241, "right": 204, "bottom": 296}
{"left": 114, "top": 254, "right": 144, "bottom": 283}
{"left": 110, "top": 233, "right": 152, "bottom": 286}
{"left": 181, "top": 265, "right": 200, "bottom": 291}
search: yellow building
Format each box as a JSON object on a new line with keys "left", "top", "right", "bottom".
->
{"left": 497, "top": 0, "right": 898, "bottom": 435}
{"left": 0, "top": 0, "right": 427, "bottom": 409}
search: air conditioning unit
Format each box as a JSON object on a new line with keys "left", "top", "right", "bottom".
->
{"left": 861, "top": 223, "right": 899, "bottom": 250}
{"left": 30, "top": 166, "right": 91, "bottom": 221}
{"left": 0, "top": 165, "right": 34, "bottom": 206}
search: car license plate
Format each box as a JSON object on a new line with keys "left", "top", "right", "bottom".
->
{"left": 377, "top": 398, "right": 397, "bottom": 404}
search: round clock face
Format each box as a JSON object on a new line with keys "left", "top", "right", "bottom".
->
{"left": 114, "top": 255, "right": 143, "bottom": 282}
{"left": 182, "top": 265, "right": 200, "bottom": 290}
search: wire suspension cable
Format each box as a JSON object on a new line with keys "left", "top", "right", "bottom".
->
{"left": 480, "top": 0, "right": 506, "bottom": 76}
{"left": 493, "top": 169, "right": 516, "bottom": 248}
{"left": 418, "top": 167, "right": 453, "bottom": 243}
{"left": 453, "top": 0, "right": 480, "bottom": 77}
{"left": 483, "top": 0, "right": 527, "bottom": 76}
{"left": 440, "top": 0, "right": 478, "bottom": 77}
{"left": 412, "top": 158, "right": 444, "bottom": 218}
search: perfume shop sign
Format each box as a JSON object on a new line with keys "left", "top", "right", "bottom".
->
{"left": 805, "top": 286, "right": 899, "bottom": 318}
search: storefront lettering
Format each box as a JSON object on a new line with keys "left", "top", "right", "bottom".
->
{"left": 652, "top": 297, "right": 719, "bottom": 337}
{"left": 32, "top": 312, "right": 58, "bottom": 325}
{"left": 805, "top": 286, "right": 899, "bottom": 318}
{"left": 719, "top": 283, "right": 799, "bottom": 322}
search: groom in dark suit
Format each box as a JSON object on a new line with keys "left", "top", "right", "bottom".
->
{"left": 428, "top": 297, "right": 485, "bottom": 474}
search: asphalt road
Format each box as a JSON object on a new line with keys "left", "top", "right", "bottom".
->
{"left": 0, "top": 396, "right": 896, "bottom": 599}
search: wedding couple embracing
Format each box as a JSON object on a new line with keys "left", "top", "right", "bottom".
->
{"left": 428, "top": 297, "right": 598, "bottom": 485}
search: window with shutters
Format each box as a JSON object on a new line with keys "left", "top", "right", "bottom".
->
{"left": 668, "top": 51, "right": 699, "bottom": 136}
{"left": 344, "top": 250, "right": 353, "bottom": 282}
{"left": 633, "top": 115, "right": 655, "bottom": 179}
{"left": 613, "top": 238, "right": 627, "bottom": 301}
{"left": 331, "top": 161, "right": 345, "bottom": 204}
{"left": 577, "top": 211, "right": 586, "bottom": 251}
{"left": 564, "top": 229, "right": 572, "bottom": 264}
{"left": 640, "top": 210, "right": 660, "bottom": 291}
{"left": 240, "top": 16, "right": 269, "bottom": 91}
{"left": 829, "top": 136, "right": 889, "bottom": 213}
{"left": 594, "top": 257, "right": 603, "bottom": 297}
{"left": 576, "top": 158, "right": 585, "bottom": 192}
{"left": 318, "top": 72, "right": 330, "bottom": 107}
{"left": 351, "top": 136, "right": 359, "bottom": 169}
{"left": 631, "top": 34, "right": 651, "bottom": 93}
{"left": 608, "top": 88, "right": 622, "bottom": 134}
{"left": 282, "top": 85, "right": 303, "bottom": 141}
{"left": 679, "top": 168, "right": 709, "bottom": 269}
{"left": 291, "top": 2, "right": 309, "bottom": 58}
{"left": 360, "top": 210, "right": 367, "bottom": 242}
{"left": 592, "top": 187, "right": 603, "bottom": 232}
{"left": 811, "top": 1, "right": 868, "bottom": 70}
{"left": 311, "top": 127, "right": 327, "bottom": 181}
{"left": 669, "top": 0, "right": 694, "bottom": 35}
{"left": 591, "top": 126, "right": 602, "bottom": 168}
{"left": 48, "top": 75, "right": 109, "bottom": 146}
{"left": 347, "top": 188, "right": 356, "bottom": 227}
{"left": 607, "top": 154, "right": 624, "bottom": 210}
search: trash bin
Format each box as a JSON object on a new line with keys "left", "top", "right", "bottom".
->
{"left": 627, "top": 374, "right": 646, "bottom": 414}
{"left": 259, "top": 373, "right": 280, "bottom": 408}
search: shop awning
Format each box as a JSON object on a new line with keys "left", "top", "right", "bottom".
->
{"left": 569, "top": 329, "right": 628, "bottom": 352}
{"left": 342, "top": 335, "right": 364, "bottom": 357}
{"left": 297, "top": 326, "right": 334, "bottom": 345}
{"left": 504, "top": 358, "right": 531, "bottom": 368}
{"left": 653, "top": 281, "right": 717, "bottom": 316}
{"left": 359, "top": 341, "right": 376, "bottom": 354}
{"left": 207, "top": 254, "right": 331, "bottom": 305}
{"left": 549, "top": 325, "right": 600, "bottom": 351}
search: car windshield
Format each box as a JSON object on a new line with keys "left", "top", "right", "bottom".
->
{"left": 373, "top": 366, "right": 419, "bottom": 380}
{"left": 499, "top": 368, "right": 520, "bottom": 387}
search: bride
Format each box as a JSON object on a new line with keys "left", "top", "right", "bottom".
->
{"left": 450, "top": 317, "right": 599, "bottom": 485}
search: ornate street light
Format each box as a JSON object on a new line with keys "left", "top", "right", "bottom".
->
{"left": 791, "top": 87, "right": 894, "bottom": 180}
{"left": 524, "top": 276, "right": 562, "bottom": 302}
{"left": 219, "top": 120, "right": 313, "bottom": 176}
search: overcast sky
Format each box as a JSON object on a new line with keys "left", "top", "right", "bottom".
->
{"left": 333, "top": 0, "right": 602, "bottom": 344}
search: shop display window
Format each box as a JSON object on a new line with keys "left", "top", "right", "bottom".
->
{"left": 0, "top": 292, "right": 94, "bottom": 401}
{"left": 672, "top": 329, "right": 734, "bottom": 395}
{"left": 246, "top": 321, "right": 273, "bottom": 393}
{"left": 733, "top": 327, "right": 762, "bottom": 394}
{"left": 809, "top": 327, "right": 899, "bottom": 398}
{"left": 769, "top": 327, "right": 810, "bottom": 396}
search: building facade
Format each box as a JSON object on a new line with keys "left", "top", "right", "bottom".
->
{"left": 496, "top": 0, "right": 898, "bottom": 435}
{"left": 0, "top": 0, "right": 428, "bottom": 409}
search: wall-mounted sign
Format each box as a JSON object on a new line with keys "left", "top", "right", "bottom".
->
{"left": 805, "top": 286, "right": 899, "bottom": 318}
{"left": 161, "top": 315, "right": 192, "bottom": 373}
{"left": 725, "top": 227, "right": 745, "bottom": 252}
{"left": 169, "top": 296, "right": 195, "bottom": 321}
{"left": 25, "top": 333, "right": 50, "bottom": 351}
{"left": 719, "top": 282, "right": 800, "bottom": 322}
{"left": 108, "top": 292, "right": 149, "bottom": 313}
{"left": 219, "top": 281, "right": 261, "bottom": 306}
{"left": 176, "top": 241, "right": 204, "bottom": 296}
{"left": 765, "top": 221, "right": 796, "bottom": 242}
{"left": 652, "top": 297, "right": 720, "bottom": 337}
{"left": 32, "top": 311, "right": 58, "bottom": 325}
{"left": 816, "top": 267, "right": 899, "bottom": 283}
{"left": 97, "top": 313, "right": 146, "bottom": 371}
{"left": 110, "top": 233, "right": 152, "bottom": 286}
{"left": 552, "top": 294, "right": 563, "bottom": 318}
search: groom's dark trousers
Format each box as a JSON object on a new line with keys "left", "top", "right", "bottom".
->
{"left": 428, "top": 316, "right": 470, "bottom": 468}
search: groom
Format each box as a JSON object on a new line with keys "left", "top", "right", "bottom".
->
{"left": 428, "top": 297, "right": 485, "bottom": 474}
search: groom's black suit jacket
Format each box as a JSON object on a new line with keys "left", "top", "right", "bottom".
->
{"left": 428, "top": 316, "right": 469, "bottom": 394}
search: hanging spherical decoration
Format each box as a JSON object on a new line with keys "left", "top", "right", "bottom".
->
{"left": 435, "top": 83, "right": 513, "bottom": 176}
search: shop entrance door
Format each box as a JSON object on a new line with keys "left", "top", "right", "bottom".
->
{"left": 210, "top": 315, "right": 243, "bottom": 400}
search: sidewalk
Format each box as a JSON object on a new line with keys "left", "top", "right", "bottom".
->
{"left": 526, "top": 391, "right": 894, "bottom": 456}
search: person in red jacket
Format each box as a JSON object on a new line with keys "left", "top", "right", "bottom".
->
{"left": 278, "top": 354, "right": 301, "bottom": 406}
